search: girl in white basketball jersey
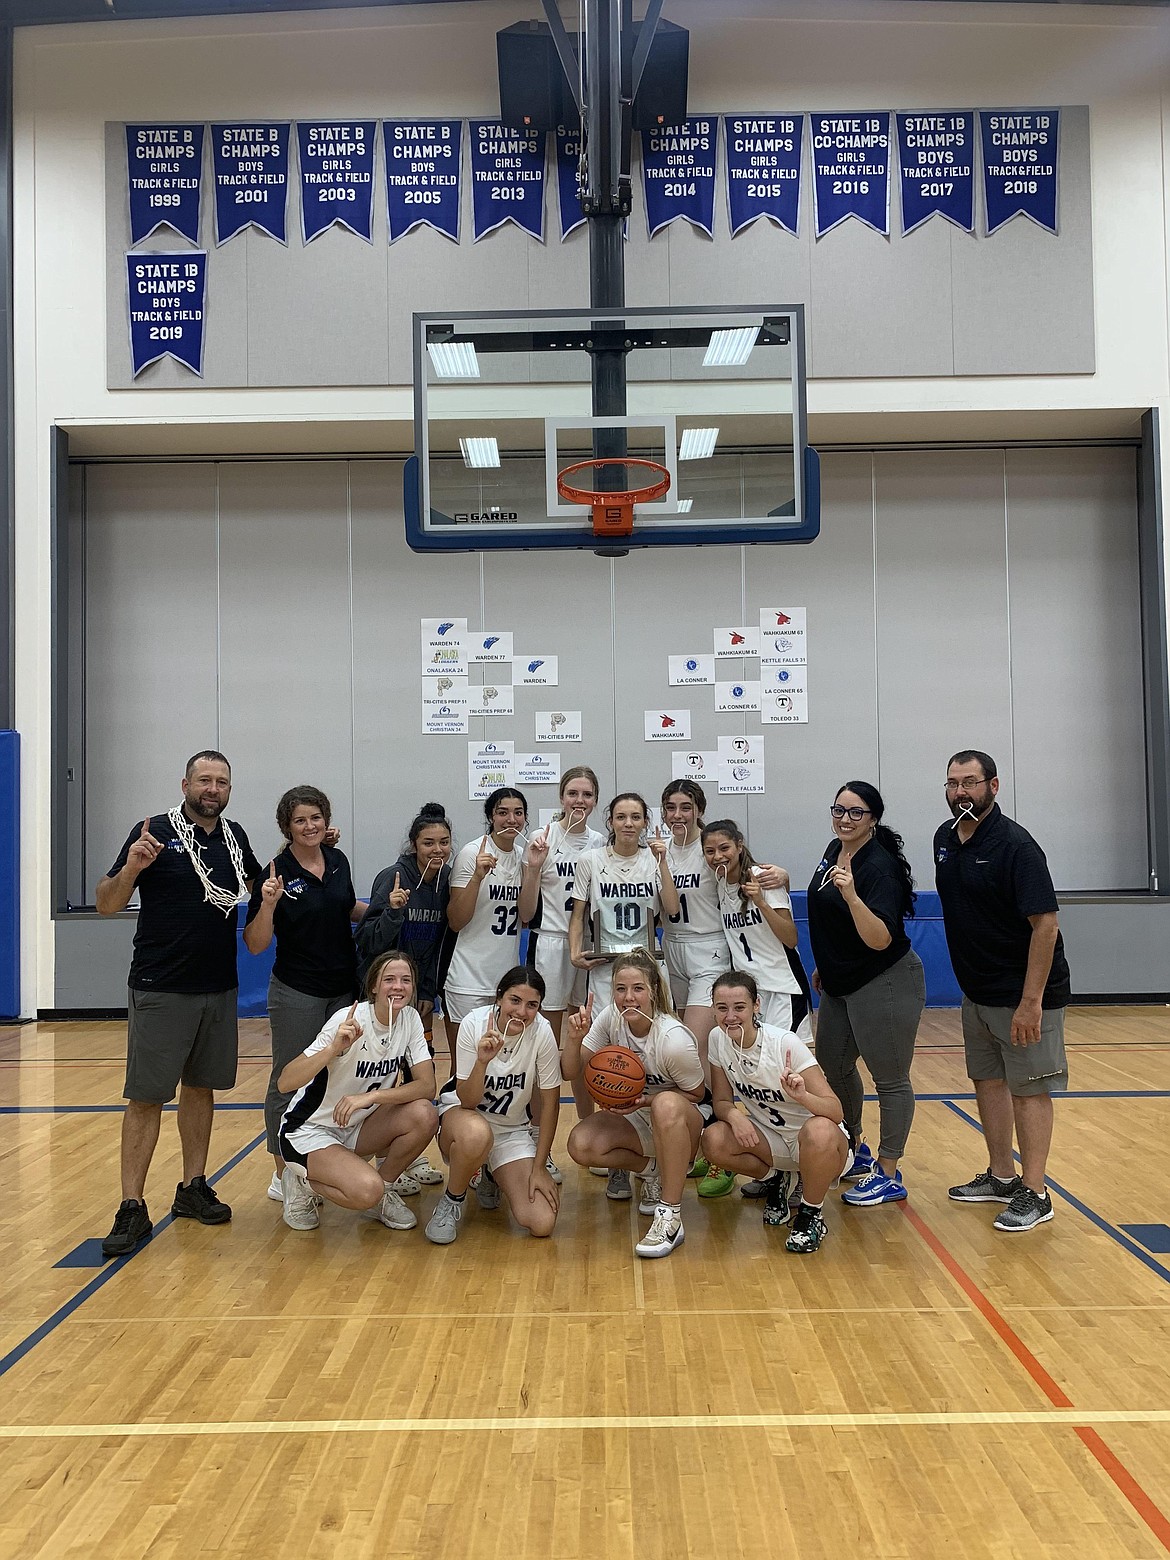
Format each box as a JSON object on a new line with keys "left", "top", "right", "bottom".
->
{"left": 444, "top": 788, "right": 541, "bottom": 1026}
{"left": 523, "top": 766, "right": 605, "bottom": 1119}
{"left": 563, "top": 950, "right": 710, "bottom": 1260}
{"left": 568, "top": 791, "right": 680, "bottom": 1011}
{"left": 701, "top": 972, "right": 850, "bottom": 1255}
{"left": 276, "top": 952, "right": 440, "bottom": 1234}
{"left": 701, "top": 819, "right": 813, "bottom": 1040}
{"left": 426, "top": 966, "right": 562, "bottom": 1246}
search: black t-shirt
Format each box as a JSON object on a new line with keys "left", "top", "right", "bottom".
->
{"left": 806, "top": 836, "right": 913, "bottom": 997}
{"left": 933, "top": 804, "right": 1071, "bottom": 1008}
{"left": 109, "top": 812, "right": 263, "bottom": 994}
{"left": 245, "top": 844, "right": 358, "bottom": 999}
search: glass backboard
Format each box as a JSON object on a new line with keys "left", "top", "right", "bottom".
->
{"left": 405, "top": 304, "right": 818, "bottom": 553}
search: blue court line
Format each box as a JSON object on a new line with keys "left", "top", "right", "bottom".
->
{"left": 943, "top": 1101, "right": 1170, "bottom": 1288}
{"left": 0, "top": 1131, "right": 266, "bottom": 1383}
{"left": 0, "top": 1103, "right": 266, "bottom": 1114}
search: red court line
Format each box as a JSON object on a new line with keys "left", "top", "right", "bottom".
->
{"left": 899, "top": 1201, "right": 1170, "bottom": 1553}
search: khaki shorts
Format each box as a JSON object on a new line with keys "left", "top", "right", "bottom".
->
{"left": 125, "top": 986, "right": 238, "bottom": 1103}
{"left": 961, "top": 999, "right": 1068, "bottom": 1096}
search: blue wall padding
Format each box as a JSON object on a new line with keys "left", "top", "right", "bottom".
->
{"left": 0, "top": 732, "right": 19, "bottom": 1019}
{"left": 233, "top": 888, "right": 963, "bottom": 1018}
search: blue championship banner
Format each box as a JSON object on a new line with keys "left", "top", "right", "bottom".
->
{"left": 811, "top": 113, "right": 891, "bottom": 237}
{"left": 724, "top": 115, "right": 802, "bottom": 237}
{"left": 556, "top": 124, "right": 586, "bottom": 239}
{"left": 211, "top": 123, "right": 290, "bottom": 245}
{"left": 470, "top": 123, "right": 546, "bottom": 240}
{"left": 642, "top": 118, "right": 717, "bottom": 237}
{"left": 297, "top": 121, "right": 376, "bottom": 242}
{"left": 126, "top": 251, "right": 206, "bottom": 377}
{"left": 384, "top": 120, "right": 461, "bottom": 242}
{"left": 897, "top": 112, "right": 974, "bottom": 235}
{"left": 126, "top": 124, "right": 204, "bottom": 245}
{"left": 980, "top": 109, "right": 1059, "bottom": 235}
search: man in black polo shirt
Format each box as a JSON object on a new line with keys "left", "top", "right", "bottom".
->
{"left": 97, "top": 750, "right": 263, "bottom": 1258}
{"left": 934, "top": 749, "right": 1070, "bottom": 1234}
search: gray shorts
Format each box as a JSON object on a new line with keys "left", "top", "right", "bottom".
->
{"left": 125, "top": 986, "right": 239, "bottom": 1103}
{"left": 961, "top": 998, "right": 1068, "bottom": 1097}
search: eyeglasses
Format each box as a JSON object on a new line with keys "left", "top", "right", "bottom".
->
{"left": 830, "top": 805, "right": 871, "bottom": 821}
{"left": 944, "top": 777, "right": 990, "bottom": 794}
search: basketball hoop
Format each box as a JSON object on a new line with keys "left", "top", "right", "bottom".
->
{"left": 556, "top": 457, "right": 671, "bottom": 539}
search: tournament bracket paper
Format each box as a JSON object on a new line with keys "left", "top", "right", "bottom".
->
{"left": 535, "top": 711, "right": 583, "bottom": 743}
{"left": 979, "top": 109, "right": 1059, "bottom": 234}
{"left": 516, "top": 751, "right": 561, "bottom": 787}
{"left": 421, "top": 617, "right": 468, "bottom": 677}
{"left": 468, "top": 741, "right": 515, "bottom": 800}
{"left": 896, "top": 112, "right": 974, "bottom": 235}
{"left": 383, "top": 120, "right": 462, "bottom": 243}
{"left": 468, "top": 631, "right": 513, "bottom": 665}
{"left": 671, "top": 750, "right": 718, "bottom": 783}
{"left": 126, "top": 253, "right": 206, "bottom": 376}
{"left": 645, "top": 710, "right": 692, "bottom": 742}
{"left": 724, "top": 116, "right": 802, "bottom": 237}
{"left": 513, "top": 656, "right": 558, "bottom": 687}
{"left": 421, "top": 677, "right": 470, "bottom": 736}
{"left": 714, "top": 627, "right": 761, "bottom": 658}
{"left": 761, "top": 664, "right": 808, "bottom": 725}
{"left": 126, "top": 125, "right": 204, "bottom": 245}
{"left": 212, "top": 124, "right": 290, "bottom": 244}
{"left": 759, "top": 606, "right": 807, "bottom": 665}
{"left": 297, "top": 121, "right": 376, "bottom": 242}
{"left": 715, "top": 680, "right": 762, "bottom": 713}
{"left": 717, "top": 734, "right": 765, "bottom": 795}
{"left": 811, "top": 113, "right": 891, "bottom": 237}
{"left": 669, "top": 654, "right": 716, "bottom": 687}
{"left": 641, "top": 119, "right": 717, "bottom": 238}
{"left": 470, "top": 124, "right": 546, "bottom": 241}
{"left": 468, "top": 684, "right": 515, "bottom": 718}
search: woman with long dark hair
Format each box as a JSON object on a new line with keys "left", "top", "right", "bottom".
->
{"left": 806, "top": 781, "right": 925, "bottom": 1209}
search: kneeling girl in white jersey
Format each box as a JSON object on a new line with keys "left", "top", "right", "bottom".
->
{"left": 701, "top": 972, "right": 850, "bottom": 1255}
{"left": 568, "top": 791, "right": 680, "bottom": 1011}
{"left": 427, "top": 966, "right": 562, "bottom": 1246}
{"left": 276, "top": 953, "right": 439, "bottom": 1233}
{"left": 563, "top": 950, "right": 709, "bottom": 1260}
{"left": 701, "top": 819, "right": 813, "bottom": 1039}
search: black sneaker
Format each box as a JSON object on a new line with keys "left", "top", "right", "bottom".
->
{"left": 171, "top": 1175, "right": 232, "bottom": 1225}
{"left": 101, "top": 1199, "right": 152, "bottom": 1259}
{"left": 949, "top": 1168, "right": 1023, "bottom": 1204}
{"left": 785, "top": 1204, "right": 828, "bottom": 1255}
{"left": 993, "top": 1186, "right": 1054, "bottom": 1233}
{"left": 763, "top": 1171, "right": 793, "bottom": 1227}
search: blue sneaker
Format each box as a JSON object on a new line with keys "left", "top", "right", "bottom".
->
{"left": 841, "top": 1142, "right": 875, "bottom": 1182}
{"left": 841, "top": 1167, "right": 906, "bottom": 1206}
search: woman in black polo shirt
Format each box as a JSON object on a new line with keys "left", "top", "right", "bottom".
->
{"left": 244, "top": 785, "right": 364, "bottom": 1205}
{"left": 806, "top": 781, "right": 925, "bottom": 1210}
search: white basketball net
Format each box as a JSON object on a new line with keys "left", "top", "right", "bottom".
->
{"left": 167, "top": 805, "right": 249, "bottom": 917}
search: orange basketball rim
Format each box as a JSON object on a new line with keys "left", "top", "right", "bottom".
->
{"left": 556, "top": 457, "right": 672, "bottom": 539}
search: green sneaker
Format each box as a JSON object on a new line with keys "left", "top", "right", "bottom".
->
{"left": 698, "top": 1168, "right": 736, "bottom": 1198}
{"left": 686, "top": 1156, "right": 709, "bottom": 1180}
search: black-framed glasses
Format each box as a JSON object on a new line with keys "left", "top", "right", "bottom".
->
{"left": 830, "top": 804, "right": 871, "bottom": 821}
{"left": 944, "top": 777, "right": 990, "bottom": 794}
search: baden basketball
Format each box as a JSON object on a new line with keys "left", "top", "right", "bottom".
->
{"left": 584, "top": 1045, "right": 647, "bottom": 1108}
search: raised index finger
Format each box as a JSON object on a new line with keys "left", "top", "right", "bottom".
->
{"left": 394, "top": 871, "right": 401, "bottom": 890}
{"left": 140, "top": 817, "right": 151, "bottom": 837}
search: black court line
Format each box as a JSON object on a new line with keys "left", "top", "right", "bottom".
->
{"left": 943, "top": 1101, "right": 1170, "bottom": 1288}
{"left": 0, "top": 1132, "right": 266, "bottom": 1383}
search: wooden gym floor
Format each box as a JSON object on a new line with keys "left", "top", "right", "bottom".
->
{"left": 2, "top": 1007, "right": 1170, "bottom": 1559}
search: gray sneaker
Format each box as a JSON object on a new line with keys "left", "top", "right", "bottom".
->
{"left": 280, "top": 1166, "right": 319, "bottom": 1231}
{"left": 424, "top": 1194, "right": 464, "bottom": 1245}
{"left": 606, "top": 1169, "right": 632, "bottom": 1201}
{"left": 475, "top": 1168, "right": 502, "bottom": 1210}
{"left": 362, "top": 1186, "right": 417, "bottom": 1230}
{"left": 949, "top": 1168, "right": 1024, "bottom": 1204}
{"left": 637, "top": 1172, "right": 662, "bottom": 1215}
{"left": 993, "top": 1187, "right": 1054, "bottom": 1233}
{"left": 635, "top": 1205, "right": 685, "bottom": 1259}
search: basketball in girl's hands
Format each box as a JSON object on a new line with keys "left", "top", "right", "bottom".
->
{"left": 584, "top": 1046, "right": 647, "bottom": 1107}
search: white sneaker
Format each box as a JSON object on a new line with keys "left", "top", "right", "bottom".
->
{"left": 392, "top": 1172, "right": 421, "bottom": 1196}
{"left": 267, "top": 1171, "right": 284, "bottom": 1203}
{"left": 545, "top": 1155, "right": 563, "bottom": 1185}
{"left": 280, "top": 1166, "right": 319, "bottom": 1231}
{"left": 425, "top": 1194, "right": 464, "bottom": 1245}
{"left": 409, "top": 1155, "right": 444, "bottom": 1187}
{"left": 588, "top": 1166, "right": 609, "bottom": 1178}
{"left": 606, "top": 1169, "right": 632, "bottom": 1201}
{"left": 637, "top": 1172, "right": 662, "bottom": 1215}
{"left": 365, "top": 1186, "right": 417, "bottom": 1230}
{"left": 635, "top": 1204, "right": 685, "bottom": 1259}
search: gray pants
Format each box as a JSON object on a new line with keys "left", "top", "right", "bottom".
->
{"left": 265, "top": 976, "right": 354, "bottom": 1157}
{"left": 814, "top": 950, "right": 925, "bottom": 1161}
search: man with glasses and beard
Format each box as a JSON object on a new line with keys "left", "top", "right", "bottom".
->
{"left": 934, "top": 749, "right": 1070, "bottom": 1233}
{"left": 96, "top": 751, "right": 263, "bottom": 1259}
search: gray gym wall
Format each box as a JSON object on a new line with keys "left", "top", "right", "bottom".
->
{"left": 104, "top": 107, "right": 1094, "bottom": 389}
{"left": 54, "top": 441, "right": 1157, "bottom": 1007}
